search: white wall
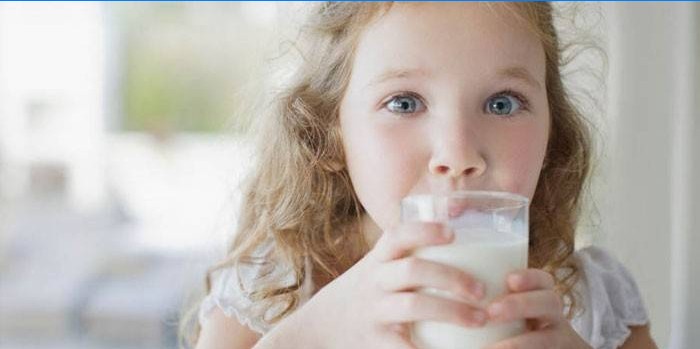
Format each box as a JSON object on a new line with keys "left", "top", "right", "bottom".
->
{"left": 0, "top": 3, "right": 107, "bottom": 210}
{"left": 600, "top": 3, "right": 698, "bottom": 348}
{"left": 686, "top": 3, "right": 700, "bottom": 347}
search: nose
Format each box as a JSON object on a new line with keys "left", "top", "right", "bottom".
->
{"left": 428, "top": 122, "right": 487, "bottom": 179}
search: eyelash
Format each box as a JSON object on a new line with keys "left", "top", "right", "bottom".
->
{"left": 381, "top": 91, "right": 425, "bottom": 114}
{"left": 491, "top": 89, "right": 530, "bottom": 115}
{"left": 381, "top": 89, "right": 531, "bottom": 117}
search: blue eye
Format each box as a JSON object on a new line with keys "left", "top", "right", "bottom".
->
{"left": 385, "top": 94, "right": 424, "bottom": 114}
{"left": 486, "top": 93, "right": 524, "bottom": 116}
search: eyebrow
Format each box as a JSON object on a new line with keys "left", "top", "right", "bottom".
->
{"left": 366, "top": 67, "right": 431, "bottom": 88}
{"left": 497, "top": 66, "right": 542, "bottom": 90}
{"left": 366, "top": 66, "right": 542, "bottom": 90}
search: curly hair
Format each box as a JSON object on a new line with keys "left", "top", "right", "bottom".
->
{"left": 180, "top": 2, "right": 593, "bottom": 347}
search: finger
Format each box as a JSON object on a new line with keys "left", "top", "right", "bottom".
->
{"left": 380, "top": 334, "right": 419, "bottom": 349}
{"left": 377, "top": 292, "right": 487, "bottom": 327}
{"left": 483, "top": 327, "right": 562, "bottom": 349}
{"left": 378, "top": 257, "right": 485, "bottom": 302}
{"left": 382, "top": 325, "right": 419, "bottom": 349}
{"left": 487, "top": 290, "right": 564, "bottom": 324}
{"left": 506, "top": 269, "right": 555, "bottom": 292}
{"left": 372, "top": 222, "right": 453, "bottom": 262}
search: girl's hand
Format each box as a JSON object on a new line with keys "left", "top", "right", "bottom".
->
{"left": 484, "top": 269, "right": 592, "bottom": 349}
{"left": 261, "top": 223, "right": 487, "bottom": 349}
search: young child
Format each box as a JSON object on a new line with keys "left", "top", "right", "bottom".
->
{"left": 184, "top": 3, "right": 657, "bottom": 349}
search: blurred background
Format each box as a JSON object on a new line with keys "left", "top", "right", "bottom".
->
{"left": 0, "top": 2, "right": 697, "bottom": 349}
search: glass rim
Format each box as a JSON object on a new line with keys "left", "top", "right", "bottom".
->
{"left": 403, "top": 190, "right": 530, "bottom": 209}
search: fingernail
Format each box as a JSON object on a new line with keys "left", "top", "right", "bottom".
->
{"left": 471, "top": 283, "right": 485, "bottom": 300}
{"left": 488, "top": 302, "right": 503, "bottom": 318}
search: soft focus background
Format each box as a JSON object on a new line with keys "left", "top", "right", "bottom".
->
{"left": 0, "top": 3, "right": 697, "bottom": 349}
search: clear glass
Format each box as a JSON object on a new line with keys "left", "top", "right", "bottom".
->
{"left": 402, "top": 190, "right": 529, "bottom": 349}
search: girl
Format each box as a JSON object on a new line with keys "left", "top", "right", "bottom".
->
{"left": 184, "top": 3, "right": 657, "bottom": 349}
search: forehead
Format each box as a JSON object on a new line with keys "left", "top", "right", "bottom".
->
{"left": 351, "top": 3, "right": 546, "bottom": 88}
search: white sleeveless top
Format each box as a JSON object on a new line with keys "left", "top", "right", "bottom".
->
{"left": 199, "top": 246, "right": 649, "bottom": 349}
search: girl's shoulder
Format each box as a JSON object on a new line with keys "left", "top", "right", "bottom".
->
{"left": 198, "top": 248, "right": 314, "bottom": 334}
{"left": 198, "top": 264, "right": 272, "bottom": 334}
{"left": 569, "top": 246, "right": 650, "bottom": 349}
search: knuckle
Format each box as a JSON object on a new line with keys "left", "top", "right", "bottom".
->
{"left": 457, "top": 271, "right": 476, "bottom": 291}
{"left": 504, "top": 297, "right": 525, "bottom": 316}
{"left": 446, "top": 270, "right": 472, "bottom": 296}
{"left": 427, "top": 223, "right": 445, "bottom": 238}
{"left": 416, "top": 222, "right": 441, "bottom": 239}
{"left": 455, "top": 303, "right": 477, "bottom": 324}
{"left": 402, "top": 257, "right": 421, "bottom": 275}
{"left": 400, "top": 293, "right": 421, "bottom": 314}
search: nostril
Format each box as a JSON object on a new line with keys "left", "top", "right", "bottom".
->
{"left": 436, "top": 165, "right": 450, "bottom": 174}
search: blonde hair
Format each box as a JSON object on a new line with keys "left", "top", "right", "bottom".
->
{"left": 180, "top": 3, "right": 593, "bottom": 347}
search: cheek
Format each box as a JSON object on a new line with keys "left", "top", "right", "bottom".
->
{"left": 341, "top": 120, "right": 426, "bottom": 229}
{"left": 492, "top": 123, "right": 549, "bottom": 199}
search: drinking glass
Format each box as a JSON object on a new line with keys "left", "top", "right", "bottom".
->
{"left": 401, "top": 191, "right": 529, "bottom": 349}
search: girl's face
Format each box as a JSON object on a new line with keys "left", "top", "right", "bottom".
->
{"left": 339, "top": 3, "right": 550, "bottom": 232}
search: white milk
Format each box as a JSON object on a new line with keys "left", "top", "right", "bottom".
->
{"left": 412, "top": 228, "right": 528, "bottom": 349}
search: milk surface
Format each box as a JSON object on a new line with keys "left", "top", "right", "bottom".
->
{"left": 412, "top": 228, "right": 528, "bottom": 349}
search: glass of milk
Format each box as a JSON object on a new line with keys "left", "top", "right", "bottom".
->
{"left": 401, "top": 190, "right": 529, "bottom": 349}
